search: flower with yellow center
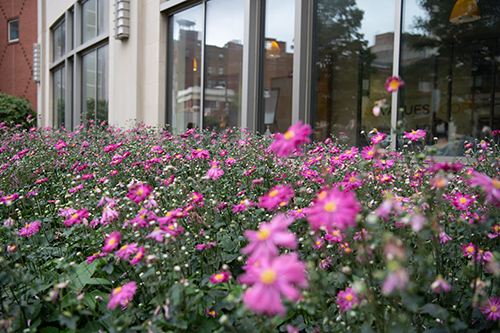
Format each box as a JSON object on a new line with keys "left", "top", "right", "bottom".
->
{"left": 109, "top": 238, "right": 116, "bottom": 246}
{"left": 260, "top": 269, "right": 276, "bottom": 285}
{"left": 491, "top": 305, "right": 498, "bottom": 312}
{"left": 120, "top": 245, "right": 128, "bottom": 250}
{"left": 459, "top": 198, "right": 467, "bottom": 204}
{"left": 284, "top": 131, "right": 295, "bottom": 140}
{"left": 214, "top": 273, "right": 224, "bottom": 281}
{"left": 318, "top": 191, "right": 327, "bottom": 200}
{"left": 257, "top": 228, "right": 271, "bottom": 241}
{"left": 493, "top": 179, "right": 500, "bottom": 189}
{"left": 349, "top": 177, "right": 356, "bottom": 182}
{"left": 136, "top": 189, "right": 143, "bottom": 195}
{"left": 324, "top": 202, "right": 337, "bottom": 212}
{"left": 345, "top": 294, "right": 353, "bottom": 302}
{"left": 368, "top": 151, "right": 374, "bottom": 156}
{"left": 71, "top": 213, "right": 78, "bottom": 219}
{"left": 269, "top": 189, "right": 279, "bottom": 197}
{"left": 466, "top": 246, "right": 474, "bottom": 253}
{"left": 113, "top": 286, "right": 122, "bottom": 295}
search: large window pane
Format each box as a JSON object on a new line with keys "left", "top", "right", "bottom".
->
{"left": 8, "top": 20, "right": 18, "bottom": 42}
{"left": 97, "top": 44, "right": 109, "bottom": 123}
{"left": 98, "top": 0, "right": 109, "bottom": 36}
{"left": 261, "top": 0, "right": 295, "bottom": 134}
{"left": 53, "top": 22, "right": 65, "bottom": 60}
{"left": 401, "top": 0, "right": 500, "bottom": 155}
{"left": 53, "top": 67, "right": 65, "bottom": 128}
{"left": 82, "top": 0, "right": 97, "bottom": 43}
{"left": 204, "top": 0, "right": 244, "bottom": 130}
{"left": 168, "top": 5, "right": 203, "bottom": 134}
{"left": 312, "top": 0, "right": 395, "bottom": 146}
{"left": 82, "top": 50, "right": 97, "bottom": 122}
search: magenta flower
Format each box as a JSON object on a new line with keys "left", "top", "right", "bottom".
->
{"left": 107, "top": 281, "right": 137, "bottom": 310}
{"left": 342, "top": 172, "right": 362, "bottom": 190}
{"left": 206, "top": 165, "right": 224, "bottom": 180}
{"left": 191, "top": 149, "right": 210, "bottom": 159}
{"left": 471, "top": 172, "right": 500, "bottom": 207}
{"left": 239, "top": 253, "right": 308, "bottom": 316}
{"left": 451, "top": 193, "right": 472, "bottom": 210}
{"left": 145, "top": 227, "right": 165, "bottom": 242}
{"left": 312, "top": 237, "right": 324, "bottom": 250}
{"left": 371, "top": 132, "right": 386, "bottom": 145}
{"left": 103, "top": 232, "right": 121, "bottom": 253}
{"left": 241, "top": 214, "right": 297, "bottom": 260}
{"left": 430, "top": 275, "right": 452, "bottom": 293}
{"left": 462, "top": 242, "right": 476, "bottom": 258}
{"left": 86, "top": 252, "right": 108, "bottom": 264}
{"left": 1, "top": 193, "right": 19, "bottom": 204}
{"left": 258, "top": 185, "right": 295, "bottom": 211}
{"left": 126, "top": 182, "right": 152, "bottom": 204}
{"left": 318, "top": 257, "right": 332, "bottom": 270}
{"left": 270, "top": 121, "right": 313, "bottom": 158}
{"left": 404, "top": 129, "right": 426, "bottom": 142}
{"left": 130, "top": 246, "right": 146, "bottom": 266}
{"left": 384, "top": 76, "right": 405, "bottom": 93}
{"left": 335, "top": 287, "right": 360, "bottom": 312}
{"left": 381, "top": 267, "right": 409, "bottom": 295}
{"left": 115, "top": 243, "right": 138, "bottom": 260}
{"left": 438, "top": 231, "right": 452, "bottom": 244}
{"left": 232, "top": 199, "right": 255, "bottom": 213}
{"left": 210, "top": 271, "right": 230, "bottom": 284}
{"left": 63, "top": 209, "right": 89, "bottom": 227}
{"left": 306, "top": 188, "right": 360, "bottom": 232}
{"left": 325, "top": 229, "right": 343, "bottom": 243}
{"left": 481, "top": 296, "right": 500, "bottom": 321}
{"left": 18, "top": 221, "right": 41, "bottom": 238}
{"left": 361, "top": 146, "right": 376, "bottom": 160}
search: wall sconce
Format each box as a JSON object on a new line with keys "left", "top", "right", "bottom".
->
{"left": 116, "top": 0, "right": 130, "bottom": 39}
{"left": 193, "top": 58, "right": 197, "bottom": 71}
{"left": 266, "top": 40, "right": 281, "bottom": 59}
{"left": 33, "top": 43, "right": 41, "bottom": 83}
{"left": 450, "top": 0, "right": 481, "bottom": 23}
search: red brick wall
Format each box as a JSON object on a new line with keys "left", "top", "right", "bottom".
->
{"left": 0, "top": 0, "right": 37, "bottom": 111}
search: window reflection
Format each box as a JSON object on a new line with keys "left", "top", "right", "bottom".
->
{"left": 401, "top": 0, "right": 500, "bottom": 155}
{"left": 204, "top": 0, "right": 244, "bottom": 131}
{"left": 312, "top": 0, "right": 395, "bottom": 146}
{"left": 53, "top": 67, "right": 65, "bottom": 128}
{"left": 169, "top": 5, "right": 203, "bottom": 134}
{"left": 82, "top": 44, "right": 108, "bottom": 123}
{"left": 261, "top": 0, "right": 294, "bottom": 134}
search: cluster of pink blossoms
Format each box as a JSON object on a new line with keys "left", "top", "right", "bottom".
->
{"left": 270, "top": 121, "right": 313, "bottom": 158}
{"left": 239, "top": 214, "right": 307, "bottom": 316}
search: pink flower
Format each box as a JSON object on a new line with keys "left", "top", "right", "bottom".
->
{"left": 381, "top": 267, "right": 409, "bottom": 294}
{"left": 404, "top": 129, "right": 426, "bottom": 142}
{"left": 318, "top": 257, "right": 332, "bottom": 270}
{"left": 270, "top": 121, "right": 313, "bottom": 158}
{"left": 335, "top": 287, "right": 360, "bottom": 312}
{"left": 115, "top": 243, "right": 138, "bottom": 260}
{"left": 238, "top": 253, "right": 308, "bottom": 316}
{"left": 210, "top": 271, "right": 230, "bottom": 284}
{"left": 126, "top": 183, "right": 152, "bottom": 204}
{"left": 206, "top": 165, "right": 224, "bottom": 180}
{"left": 103, "top": 232, "right": 121, "bottom": 253}
{"left": 86, "top": 252, "right": 108, "bottom": 264}
{"left": 1, "top": 193, "right": 19, "bottom": 204}
{"left": 145, "top": 227, "right": 165, "bottom": 242}
{"left": 129, "top": 247, "right": 146, "bottom": 266}
{"left": 312, "top": 237, "right": 324, "bottom": 250}
{"left": 438, "top": 231, "right": 452, "bottom": 244}
{"left": 471, "top": 172, "right": 500, "bottom": 207}
{"left": 107, "top": 281, "right": 137, "bottom": 310}
{"left": 258, "top": 185, "right": 295, "bottom": 211}
{"left": 325, "top": 229, "right": 343, "bottom": 243}
{"left": 205, "top": 309, "right": 218, "bottom": 317}
{"left": 462, "top": 242, "right": 476, "bottom": 258}
{"left": 191, "top": 149, "right": 210, "bottom": 159}
{"left": 430, "top": 275, "right": 452, "bottom": 293}
{"left": 63, "top": 209, "right": 89, "bottom": 227}
{"left": 342, "top": 172, "right": 362, "bottom": 190}
{"left": 451, "top": 193, "right": 472, "bottom": 210}
{"left": 232, "top": 199, "right": 255, "bottom": 213}
{"left": 384, "top": 76, "right": 405, "bottom": 93}
{"left": 371, "top": 132, "right": 386, "bottom": 144}
{"left": 101, "top": 207, "right": 119, "bottom": 226}
{"left": 18, "top": 221, "right": 41, "bottom": 237}
{"left": 481, "top": 296, "right": 500, "bottom": 321}
{"left": 306, "top": 188, "right": 360, "bottom": 231}
{"left": 241, "top": 214, "right": 297, "bottom": 260}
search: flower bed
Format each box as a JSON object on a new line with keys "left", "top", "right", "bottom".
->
{"left": 0, "top": 118, "right": 499, "bottom": 333}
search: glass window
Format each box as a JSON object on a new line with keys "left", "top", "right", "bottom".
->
{"left": 53, "top": 66, "right": 65, "bottom": 128}
{"left": 82, "top": 0, "right": 108, "bottom": 44}
{"left": 218, "top": 67, "right": 224, "bottom": 75}
{"left": 53, "top": 21, "right": 66, "bottom": 61}
{"left": 8, "top": 19, "right": 19, "bottom": 42}
{"left": 261, "top": 0, "right": 295, "bottom": 134}
{"left": 311, "top": 0, "right": 395, "bottom": 146}
{"left": 401, "top": 0, "right": 500, "bottom": 155}
{"left": 168, "top": 4, "right": 203, "bottom": 133}
{"left": 82, "top": 44, "right": 109, "bottom": 123}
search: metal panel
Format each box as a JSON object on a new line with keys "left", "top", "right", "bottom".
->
{"left": 390, "top": 0, "right": 403, "bottom": 150}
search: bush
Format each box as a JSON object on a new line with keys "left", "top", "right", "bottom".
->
{"left": 0, "top": 93, "right": 36, "bottom": 129}
{"left": 0, "top": 121, "right": 499, "bottom": 333}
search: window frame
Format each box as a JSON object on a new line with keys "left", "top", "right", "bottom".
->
{"left": 8, "top": 19, "right": 19, "bottom": 43}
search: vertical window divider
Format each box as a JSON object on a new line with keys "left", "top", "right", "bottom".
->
{"left": 65, "top": 11, "right": 72, "bottom": 129}
{"left": 74, "top": 2, "right": 82, "bottom": 128}
{"left": 390, "top": 0, "right": 403, "bottom": 150}
{"left": 200, "top": 1, "right": 207, "bottom": 129}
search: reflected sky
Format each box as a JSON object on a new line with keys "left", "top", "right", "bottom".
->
{"left": 171, "top": 0, "right": 429, "bottom": 49}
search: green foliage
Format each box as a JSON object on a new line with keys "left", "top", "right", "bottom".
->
{"left": 0, "top": 93, "right": 36, "bottom": 129}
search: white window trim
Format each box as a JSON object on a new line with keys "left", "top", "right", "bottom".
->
{"left": 8, "top": 19, "right": 19, "bottom": 42}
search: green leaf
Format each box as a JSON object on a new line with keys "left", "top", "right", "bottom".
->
{"left": 421, "top": 303, "right": 449, "bottom": 321}
{"left": 39, "top": 327, "right": 59, "bottom": 333}
{"left": 73, "top": 260, "right": 98, "bottom": 290}
{"left": 58, "top": 314, "right": 79, "bottom": 330}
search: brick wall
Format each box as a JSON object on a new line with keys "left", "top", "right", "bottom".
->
{"left": 0, "top": 0, "right": 37, "bottom": 111}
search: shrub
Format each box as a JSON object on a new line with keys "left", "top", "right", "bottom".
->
{"left": 0, "top": 93, "right": 36, "bottom": 129}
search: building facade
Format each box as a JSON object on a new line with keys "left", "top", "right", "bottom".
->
{"left": 37, "top": 0, "right": 500, "bottom": 152}
{"left": 0, "top": 0, "right": 37, "bottom": 110}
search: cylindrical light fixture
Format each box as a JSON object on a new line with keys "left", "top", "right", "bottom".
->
{"left": 266, "top": 40, "right": 281, "bottom": 59}
{"left": 449, "top": 0, "right": 481, "bottom": 23}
